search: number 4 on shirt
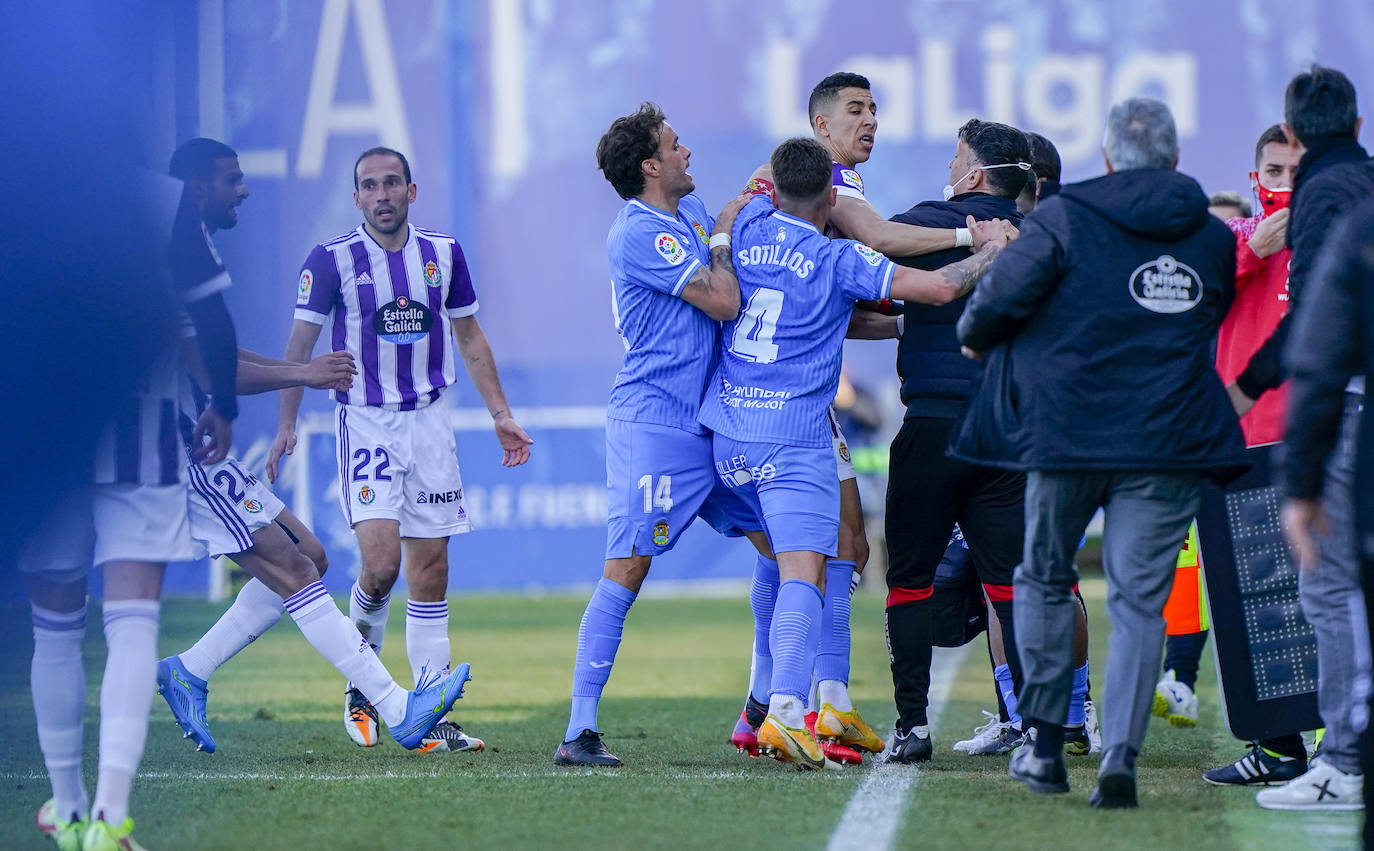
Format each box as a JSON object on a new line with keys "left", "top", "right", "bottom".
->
{"left": 637, "top": 474, "right": 674, "bottom": 513}
{"left": 730, "top": 288, "right": 784, "bottom": 364}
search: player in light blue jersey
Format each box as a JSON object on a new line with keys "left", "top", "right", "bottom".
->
{"left": 701, "top": 137, "right": 1008, "bottom": 768}
{"left": 553, "top": 103, "right": 769, "bottom": 767}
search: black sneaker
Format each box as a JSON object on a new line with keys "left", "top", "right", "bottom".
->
{"left": 885, "top": 725, "right": 932, "bottom": 764}
{"left": 1203, "top": 744, "right": 1306, "bottom": 786}
{"left": 744, "top": 695, "right": 768, "bottom": 730}
{"left": 1009, "top": 745, "right": 1069, "bottom": 794}
{"left": 553, "top": 729, "right": 623, "bottom": 767}
{"left": 1064, "top": 724, "right": 1091, "bottom": 756}
{"left": 416, "top": 719, "right": 485, "bottom": 753}
{"left": 1089, "top": 744, "right": 1137, "bottom": 808}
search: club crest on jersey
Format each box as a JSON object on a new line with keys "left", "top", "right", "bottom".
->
{"left": 692, "top": 221, "right": 709, "bottom": 245}
{"left": 853, "top": 243, "right": 884, "bottom": 266}
{"left": 655, "top": 233, "right": 687, "bottom": 265}
{"left": 838, "top": 442, "right": 851, "bottom": 464}
{"left": 653, "top": 521, "right": 670, "bottom": 546}
{"left": 242, "top": 498, "right": 263, "bottom": 514}
{"left": 297, "top": 269, "right": 313, "bottom": 304}
{"left": 373, "top": 295, "right": 434, "bottom": 345}
{"left": 840, "top": 169, "right": 863, "bottom": 193}
{"left": 357, "top": 485, "right": 376, "bottom": 505}
{"left": 424, "top": 261, "right": 442, "bottom": 286}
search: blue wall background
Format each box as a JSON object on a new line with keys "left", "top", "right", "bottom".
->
{"left": 161, "top": 0, "right": 1374, "bottom": 594}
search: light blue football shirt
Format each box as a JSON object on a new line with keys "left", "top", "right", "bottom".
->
{"left": 605, "top": 193, "right": 719, "bottom": 435}
{"left": 699, "top": 196, "right": 896, "bottom": 448}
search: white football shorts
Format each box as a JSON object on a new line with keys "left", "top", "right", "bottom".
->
{"left": 186, "top": 455, "right": 286, "bottom": 559}
{"left": 334, "top": 400, "right": 471, "bottom": 538}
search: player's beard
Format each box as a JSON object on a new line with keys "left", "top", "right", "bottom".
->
{"left": 368, "top": 205, "right": 407, "bottom": 235}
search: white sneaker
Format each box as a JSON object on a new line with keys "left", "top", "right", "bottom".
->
{"left": 1084, "top": 699, "right": 1102, "bottom": 754}
{"left": 1255, "top": 759, "right": 1363, "bottom": 811}
{"left": 952, "top": 711, "right": 1023, "bottom": 755}
{"left": 1152, "top": 670, "right": 1198, "bottom": 727}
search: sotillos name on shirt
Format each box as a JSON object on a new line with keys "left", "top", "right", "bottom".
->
{"left": 736, "top": 244, "right": 815, "bottom": 279}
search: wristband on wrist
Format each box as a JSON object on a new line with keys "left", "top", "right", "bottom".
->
{"left": 954, "top": 227, "right": 973, "bottom": 248}
{"left": 708, "top": 232, "right": 731, "bottom": 250}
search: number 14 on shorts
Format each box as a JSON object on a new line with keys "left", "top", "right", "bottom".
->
{"left": 637, "top": 474, "right": 674, "bottom": 513}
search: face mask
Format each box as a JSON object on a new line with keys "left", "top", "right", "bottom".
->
{"left": 943, "top": 161, "right": 1033, "bottom": 201}
{"left": 1249, "top": 170, "right": 1292, "bottom": 216}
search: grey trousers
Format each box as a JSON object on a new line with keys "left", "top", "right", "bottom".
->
{"left": 1016, "top": 469, "right": 1200, "bottom": 755}
{"left": 1297, "top": 394, "right": 1369, "bottom": 775}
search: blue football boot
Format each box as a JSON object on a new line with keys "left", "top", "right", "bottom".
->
{"left": 156, "top": 655, "right": 215, "bottom": 753}
{"left": 391, "top": 663, "right": 472, "bottom": 750}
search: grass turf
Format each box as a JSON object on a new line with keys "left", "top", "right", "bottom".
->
{"left": 0, "top": 577, "right": 1361, "bottom": 849}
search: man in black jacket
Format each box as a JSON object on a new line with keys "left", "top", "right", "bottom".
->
{"left": 1225, "top": 65, "right": 1371, "bottom": 813}
{"left": 1283, "top": 199, "right": 1374, "bottom": 835}
{"left": 881, "top": 119, "right": 1032, "bottom": 763}
{"left": 954, "top": 97, "right": 1248, "bottom": 808}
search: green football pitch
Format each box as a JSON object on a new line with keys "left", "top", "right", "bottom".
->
{"left": 0, "top": 577, "right": 1359, "bottom": 849}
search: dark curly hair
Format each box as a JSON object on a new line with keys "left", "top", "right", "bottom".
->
{"left": 596, "top": 102, "right": 665, "bottom": 200}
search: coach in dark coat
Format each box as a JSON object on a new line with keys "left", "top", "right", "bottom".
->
{"left": 952, "top": 97, "right": 1247, "bottom": 809}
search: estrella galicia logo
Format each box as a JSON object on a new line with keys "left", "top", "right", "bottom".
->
{"left": 373, "top": 295, "right": 433, "bottom": 344}
{"left": 1128, "top": 255, "right": 1203, "bottom": 314}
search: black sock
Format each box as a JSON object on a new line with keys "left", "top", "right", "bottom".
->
{"left": 885, "top": 599, "right": 933, "bottom": 729}
{"left": 1032, "top": 719, "right": 1063, "bottom": 758}
{"left": 1162, "top": 630, "right": 1209, "bottom": 690}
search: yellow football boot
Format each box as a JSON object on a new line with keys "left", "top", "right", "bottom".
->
{"left": 757, "top": 714, "right": 826, "bottom": 770}
{"left": 81, "top": 817, "right": 148, "bottom": 851}
{"left": 814, "top": 703, "right": 887, "bottom": 753}
{"left": 36, "top": 799, "right": 86, "bottom": 851}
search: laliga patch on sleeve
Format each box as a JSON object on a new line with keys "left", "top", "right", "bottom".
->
{"left": 853, "top": 243, "right": 884, "bottom": 266}
{"left": 297, "top": 269, "right": 313, "bottom": 304}
{"left": 655, "top": 232, "right": 687, "bottom": 265}
{"left": 840, "top": 169, "right": 864, "bottom": 193}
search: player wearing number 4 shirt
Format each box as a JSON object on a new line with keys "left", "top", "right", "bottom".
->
{"left": 699, "top": 137, "right": 1010, "bottom": 768}
{"left": 269, "top": 147, "right": 531, "bottom": 753}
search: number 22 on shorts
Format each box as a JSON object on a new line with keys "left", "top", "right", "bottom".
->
{"left": 637, "top": 474, "right": 673, "bottom": 513}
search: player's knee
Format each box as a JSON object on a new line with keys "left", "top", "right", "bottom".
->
{"left": 286, "top": 551, "right": 321, "bottom": 589}
{"left": 297, "top": 537, "right": 328, "bottom": 576}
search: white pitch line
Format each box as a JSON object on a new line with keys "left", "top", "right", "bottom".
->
{"left": 0, "top": 768, "right": 782, "bottom": 783}
{"left": 825, "top": 643, "right": 973, "bottom": 851}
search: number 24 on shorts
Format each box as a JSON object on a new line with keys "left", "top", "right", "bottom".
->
{"left": 637, "top": 474, "right": 673, "bottom": 513}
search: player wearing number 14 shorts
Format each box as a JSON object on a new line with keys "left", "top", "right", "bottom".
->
{"left": 700, "top": 137, "right": 1008, "bottom": 768}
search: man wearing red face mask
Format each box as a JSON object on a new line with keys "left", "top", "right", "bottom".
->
{"left": 1215, "top": 124, "right": 1303, "bottom": 446}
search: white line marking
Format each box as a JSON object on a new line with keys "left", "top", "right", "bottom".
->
{"left": 0, "top": 768, "right": 793, "bottom": 783}
{"left": 825, "top": 643, "right": 973, "bottom": 851}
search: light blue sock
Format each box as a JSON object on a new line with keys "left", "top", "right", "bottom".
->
{"left": 748, "top": 556, "right": 780, "bottom": 703}
{"left": 1068, "top": 663, "right": 1089, "bottom": 726}
{"left": 769, "top": 579, "right": 824, "bottom": 703}
{"left": 994, "top": 663, "right": 1021, "bottom": 727}
{"left": 565, "top": 578, "right": 637, "bottom": 741}
{"left": 815, "top": 560, "right": 855, "bottom": 685}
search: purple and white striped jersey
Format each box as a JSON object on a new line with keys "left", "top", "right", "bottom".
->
{"left": 294, "top": 224, "right": 478, "bottom": 410}
{"left": 94, "top": 181, "right": 231, "bottom": 486}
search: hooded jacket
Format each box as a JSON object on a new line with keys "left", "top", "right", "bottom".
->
{"left": 888, "top": 192, "right": 1024, "bottom": 419}
{"left": 950, "top": 168, "right": 1249, "bottom": 482}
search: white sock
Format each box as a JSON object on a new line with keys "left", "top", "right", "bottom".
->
{"left": 818, "top": 679, "right": 853, "bottom": 713}
{"left": 404, "top": 599, "right": 450, "bottom": 686}
{"left": 769, "top": 694, "right": 805, "bottom": 729}
{"left": 349, "top": 582, "right": 391, "bottom": 655}
{"left": 179, "top": 578, "right": 283, "bottom": 681}
{"left": 807, "top": 673, "right": 819, "bottom": 714}
{"left": 30, "top": 604, "right": 88, "bottom": 823}
{"left": 283, "top": 582, "right": 406, "bottom": 727}
{"left": 93, "top": 600, "right": 159, "bottom": 826}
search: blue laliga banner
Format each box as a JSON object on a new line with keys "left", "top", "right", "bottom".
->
{"left": 172, "top": 0, "right": 1374, "bottom": 593}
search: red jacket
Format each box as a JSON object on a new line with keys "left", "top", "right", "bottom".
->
{"left": 1217, "top": 211, "right": 1289, "bottom": 446}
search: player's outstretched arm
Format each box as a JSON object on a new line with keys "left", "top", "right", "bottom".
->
{"left": 846, "top": 305, "right": 900, "bottom": 340}
{"left": 238, "top": 351, "right": 357, "bottom": 395}
{"left": 830, "top": 195, "right": 958, "bottom": 256}
{"left": 451, "top": 315, "right": 533, "bottom": 467}
{"left": 680, "top": 193, "right": 749, "bottom": 320}
{"left": 889, "top": 217, "right": 1010, "bottom": 306}
{"left": 266, "top": 318, "right": 325, "bottom": 482}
